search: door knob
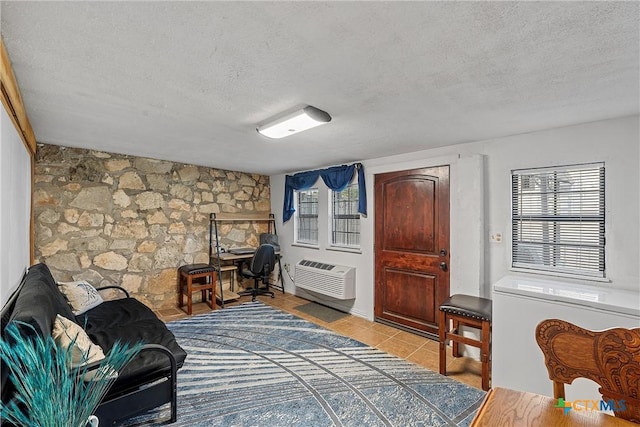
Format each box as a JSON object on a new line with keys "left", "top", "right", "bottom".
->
{"left": 439, "top": 262, "right": 448, "bottom": 271}
{"left": 440, "top": 249, "right": 448, "bottom": 257}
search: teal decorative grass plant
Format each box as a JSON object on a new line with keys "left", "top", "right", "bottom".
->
{"left": 1, "top": 322, "right": 141, "bottom": 427}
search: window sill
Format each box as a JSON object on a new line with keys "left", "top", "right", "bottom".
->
{"left": 326, "top": 246, "right": 362, "bottom": 254}
{"left": 292, "top": 243, "right": 320, "bottom": 250}
{"left": 509, "top": 267, "right": 610, "bottom": 284}
{"left": 494, "top": 275, "right": 638, "bottom": 318}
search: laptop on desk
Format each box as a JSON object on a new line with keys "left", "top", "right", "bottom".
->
{"left": 229, "top": 247, "right": 256, "bottom": 255}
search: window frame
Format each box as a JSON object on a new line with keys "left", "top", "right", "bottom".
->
{"left": 510, "top": 162, "right": 606, "bottom": 280}
{"left": 294, "top": 187, "right": 319, "bottom": 246}
{"left": 328, "top": 182, "right": 361, "bottom": 250}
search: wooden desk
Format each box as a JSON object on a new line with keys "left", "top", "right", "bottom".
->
{"left": 211, "top": 250, "right": 281, "bottom": 264}
{"left": 208, "top": 253, "right": 255, "bottom": 303}
{"left": 471, "top": 387, "right": 636, "bottom": 427}
{"left": 209, "top": 213, "right": 282, "bottom": 307}
{"left": 212, "top": 251, "right": 257, "bottom": 262}
{"left": 210, "top": 251, "right": 283, "bottom": 294}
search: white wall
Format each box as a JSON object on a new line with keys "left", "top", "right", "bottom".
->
{"left": 270, "top": 115, "right": 640, "bottom": 320}
{"left": 0, "top": 106, "right": 32, "bottom": 307}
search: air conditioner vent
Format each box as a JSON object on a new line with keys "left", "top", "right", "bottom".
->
{"left": 295, "top": 259, "right": 355, "bottom": 300}
{"left": 300, "top": 259, "right": 335, "bottom": 270}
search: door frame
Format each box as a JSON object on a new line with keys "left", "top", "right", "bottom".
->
{"left": 373, "top": 165, "right": 450, "bottom": 337}
{"left": 363, "top": 154, "right": 485, "bottom": 321}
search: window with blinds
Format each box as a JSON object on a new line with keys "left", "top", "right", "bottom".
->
{"left": 330, "top": 183, "right": 360, "bottom": 248}
{"left": 511, "top": 163, "right": 605, "bottom": 278}
{"left": 295, "top": 188, "right": 319, "bottom": 245}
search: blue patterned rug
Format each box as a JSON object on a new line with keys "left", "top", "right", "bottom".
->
{"left": 132, "top": 302, "right": 485, "bottom": 426}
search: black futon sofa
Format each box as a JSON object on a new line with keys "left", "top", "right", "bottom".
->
{"left": 1, "top": 263, "right": 187, "bottom": 425}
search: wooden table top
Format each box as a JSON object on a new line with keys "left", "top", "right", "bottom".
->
{"left": 211, "top": 251, "right": 280, "bottom": 262}
{"left": 211, "top": 251, "right": 255, "bottom": 261}
{"left": 471, "top": 387, "right": 636, "bottom": 427}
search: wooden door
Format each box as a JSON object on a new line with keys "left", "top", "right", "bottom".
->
{"left": 374, "top": 166, "right": 450, "bottom": 337}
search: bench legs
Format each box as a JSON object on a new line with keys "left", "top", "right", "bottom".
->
{"left": 480, "top": 318, "right": 491, "bottom": 391}
{"left": 439, "top": 310, "right": 492, "bottom": 391}
{"left": 438, "top": 310, "right": 447, "bottom": 377}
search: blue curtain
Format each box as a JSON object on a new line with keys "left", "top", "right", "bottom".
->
{"left": 283, "top": 163, "right": 367, "bottom": 222}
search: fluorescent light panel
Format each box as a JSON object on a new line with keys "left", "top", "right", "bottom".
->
{"left": 257, "top": 106, "right": 331, "bottom": 139}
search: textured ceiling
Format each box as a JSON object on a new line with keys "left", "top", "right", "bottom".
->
{"left": 1, "top": 1, "right": 638, "bottom": 175}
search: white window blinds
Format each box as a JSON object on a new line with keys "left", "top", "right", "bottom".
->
{"left": 295, "top": 188, "right": 319, "bottom": 245}
{"left": 511, "top": 163, "right": 605, "bottom": 278}
{"left": 331, "top": 183, "right": 360, "bottom": 248}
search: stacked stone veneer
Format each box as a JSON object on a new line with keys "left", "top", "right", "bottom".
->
{"left": 34, "top": 144, "right": 271, "bottom": 310}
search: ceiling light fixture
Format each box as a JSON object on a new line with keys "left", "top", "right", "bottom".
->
{"left": 257, "top": 105, "right": 332, "bottom": 139}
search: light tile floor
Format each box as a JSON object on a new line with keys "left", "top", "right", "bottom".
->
{"left": 158, "top": 291, "right": 483, "bottom": 390}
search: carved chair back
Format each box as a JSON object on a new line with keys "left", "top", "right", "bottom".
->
{"left": 535, "top": 319, "right": 640, "bottom": 423}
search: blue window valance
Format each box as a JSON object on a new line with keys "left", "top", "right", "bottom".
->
{"left": 283, "top": 163, "right": 367, "bottom": 222}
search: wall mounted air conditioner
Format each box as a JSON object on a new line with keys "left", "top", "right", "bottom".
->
{"left": 294, "top": 259, "right": 356, "bottom": 300}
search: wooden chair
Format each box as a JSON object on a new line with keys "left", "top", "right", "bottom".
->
{"left": 535, "top": 319, "right": 640, "bottom": 423}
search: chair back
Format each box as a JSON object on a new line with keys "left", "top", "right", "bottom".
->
{"left": 535, "top": 319, "right": 640, "bottom": 423}
{"left": 249, "top": 244, "right": 276, "bottom": 277}
{"left": 259, "top": 233, "right": 280, "bottom": 251}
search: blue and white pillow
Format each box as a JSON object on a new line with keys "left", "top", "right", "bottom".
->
{"left": 58, "top": 280, "right": 104, "bottom": 315}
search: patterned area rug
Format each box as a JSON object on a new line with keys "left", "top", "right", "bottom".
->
{"left": 135, "top": 302, "right": 485, "bottom": 426}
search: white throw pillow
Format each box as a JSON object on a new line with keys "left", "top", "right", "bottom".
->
{"left": 52, "top": 314, "right": 105, "bottom": 367}
{"left": 58, "top": 280, "right": 104, "bottom": 315}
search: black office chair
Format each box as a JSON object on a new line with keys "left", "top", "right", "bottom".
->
{"left": 238, "top": 244, "right": 276, "bottom": 301}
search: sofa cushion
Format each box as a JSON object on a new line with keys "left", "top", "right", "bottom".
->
{"left": 91, "top": 317, "right": 187, "bottom": 393}
{"left": 77, "top": 298, "right": 187, "bottom": 394}
{"left": 75, "top": 298, "right": 159, "bottom": 329}
{"left": 58, "top": 280, "right": 104, "bottom": 315}
{"left": 8, "top": 263, "right": 75, "bottom": 337}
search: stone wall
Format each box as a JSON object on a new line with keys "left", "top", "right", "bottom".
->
{"left": 33, "top": 144, "right": 271, "bottom": 310}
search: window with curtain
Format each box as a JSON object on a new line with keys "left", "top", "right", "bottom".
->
{"left": 295, "top": 188, "right": 319, "bottom": 245}
{"left": 330, "top": 183, "right": 360, "bottom": 249}
{"left": 511, "top": 163, "right": 605, "bottom": 278}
